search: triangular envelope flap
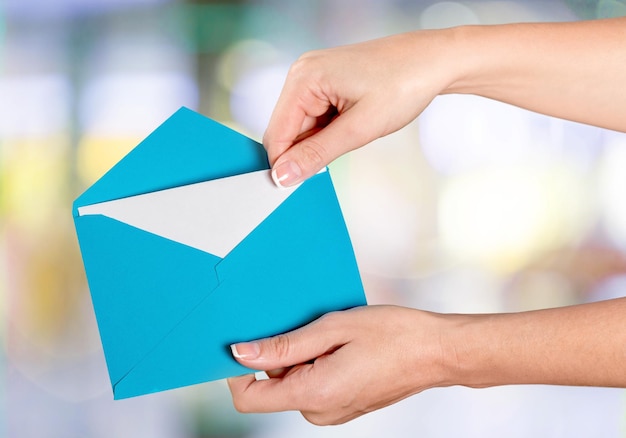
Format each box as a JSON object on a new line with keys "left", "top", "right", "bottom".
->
{"left": 216, "top": 171, "right": 365, "bottom": 310}
{"left": 77, "top": 169, "right": 300, "bottom": 258}
{"left": 74, "top": 214, "right": 222, "bottom": 388}
{"left": 112, "top": 172, "right": 366, "bottom": 399}
{"left": 73, "top": 107, "right": 268, "bottom": 215}
{"left": 216, "top": 171, "right": 366, "bottom": 337}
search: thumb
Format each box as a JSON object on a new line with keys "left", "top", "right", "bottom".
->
{"left": 230, "top": 317, "right": 343, "bottom": 371}
{"left": 270, "top": 105, "right": 376, "bottom": 188}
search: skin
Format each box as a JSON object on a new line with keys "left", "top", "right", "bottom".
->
{"left": 227, "top": 18, "right": 626, "bottom": 425}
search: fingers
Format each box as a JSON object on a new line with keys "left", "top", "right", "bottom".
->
{"left": 227, "top": 363, "right": 315, "bottom": 413}
{"left": 269, "top": 102, "right": 378, "bottom": 187}
{"left": 228, "top": 313, "right": 350, "bottom": 416}
{"left": 230, "top": 314, "right": 345, "bottom": 371}
{"left": 263, "top": 59, "right": 332, "bottom": 167}
{"left": 264, "top": 52, "right": 382, "bottom": 188}
{"left": 228, "top": 307, "right": 431, "bottom": 424}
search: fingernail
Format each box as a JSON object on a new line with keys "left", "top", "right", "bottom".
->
{"left": 271, "top": 161, "right": 302, "bottom": 188}
{"left": 231, "top": 342, "right": 261, "bottom": 360}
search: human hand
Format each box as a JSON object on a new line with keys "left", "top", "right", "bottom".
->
{"left": 228, "top": 298, "right": 626, "bottom": 424}
{"left": 264, "top": 30, "right": 461, "bottom": 187}
{"left": 265, "top": 18, "right": 626, "bottom": 188}
{"left": 227, "top": 305, "right": 455, "bottom": 425}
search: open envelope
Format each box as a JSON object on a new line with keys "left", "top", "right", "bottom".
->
{"left": 72, "top": 107, "right": 366, "bottom": 399}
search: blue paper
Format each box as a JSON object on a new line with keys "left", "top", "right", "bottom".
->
{"left": 73, "top": 107, "right": 366, "bottom": 399}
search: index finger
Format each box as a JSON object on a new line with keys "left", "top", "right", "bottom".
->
{"left": 227, "top": 365, "right": 312, "bottom": 413}
{"left": 263, "top": 70, "right": 333, "bottom": 165}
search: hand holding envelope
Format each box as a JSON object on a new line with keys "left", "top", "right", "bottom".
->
{"left": 73, "top": 107, "right": 366, "bottom": 399}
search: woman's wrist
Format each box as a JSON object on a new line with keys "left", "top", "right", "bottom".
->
{"left": 440, "top": 24, "right": 511, "bottom": 97}
{"left": 439, "top": 310, "right": 553, "bottom": 389}
{"left": 441, "top": 313, "right": 507, "bottom": 389}
{"left": 438, "top": 310, "right": 533, "bottom": 390}
{"left": 405, "top": 309, "right": 489, "bottom": 391}
{"left": 398, "top": 24, "right": 500, "bottom": 99}
{"left": 434, "top": 312, "right": 486, "bottom": 389}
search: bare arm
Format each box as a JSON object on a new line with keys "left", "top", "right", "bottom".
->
{"left": 454, "top": 296, "right": 626, "bottom": 388}
{"left": 449, "top": 18, "right": 626, "bottom": 133}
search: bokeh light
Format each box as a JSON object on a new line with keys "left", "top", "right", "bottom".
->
{"left": 419, "top": 95, "right": 537, "bottom": 176}
{"left": 438, "top": 164, "right": 590, "bottom": 272}
{"left": 419, "top": 1, "right": 480, "bottom": 29}
{"left": 229, "top": 63, "right": 289, "bottom": 139}
{"left": 217, "top": 39, "right": 283, "bottom": 92}
{"left": 0, "top": 75, "right": 70, "bottom": 139}
{"left": 80, "top": 72, "right": 198, "bottom": 138}
{"left": 598, "top": 133, "right": 626, "bottom": 250}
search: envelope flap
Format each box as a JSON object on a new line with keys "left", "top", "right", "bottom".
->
{"left": 74, "top": 213, "right": 222, "bottom": 387}
{"left": 73, "top": 107, "right": 268, "bottom": 215}
{"left": 216, "top": 171, "right": 365, "bottom": 309}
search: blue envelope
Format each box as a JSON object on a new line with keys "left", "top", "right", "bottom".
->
{"left": 72, "top": 107, "right": 366, "bottom": 399}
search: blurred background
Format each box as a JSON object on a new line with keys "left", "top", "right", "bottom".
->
{"left": 2, "top": 0, "right": 626, "bottom": 436}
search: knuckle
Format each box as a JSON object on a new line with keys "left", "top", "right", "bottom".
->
{"left": 298, "top": 139, "right": 327, "bottom": 169}
{"left": 287, "top": 58, "right": 309, "bottom": 81}
{"left": 302, "top": 412, "right": 333, "bottom": 426}
{"left": 315, "top": 310, "right": 344, "bottom": 333}
{"left": 231, "top": 396, "right": 251, "bottom": 414}
{"left": 291, "top": 50, "right": 321, "bottom": 72}
{"left": 314, "top": 313, "right": 335, "bottom": 333}
{"left": 317, "top": 310, "right": 339, "bottom": 325}
{"left": 341, "top": 120, "right": 363, "bottom": 148}
{"left": 269, "top": 334, "right": 291, "bottom": 360}
{"left": 287, "top": 50, "right": 326, "bottom": 84}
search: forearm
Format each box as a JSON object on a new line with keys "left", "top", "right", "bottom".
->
{"left": 444, "top": 18, "right": 626, "bottom": 132}
{"left": 446, "top": 297, "right": 626, "bottom": 388}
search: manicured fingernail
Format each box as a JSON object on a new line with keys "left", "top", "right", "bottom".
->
{"left": 271, "top": 161, "right": 302, "bottom": 188}
{"left": 231, "top": 342, "right": 260, "bottom": 360}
